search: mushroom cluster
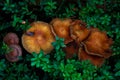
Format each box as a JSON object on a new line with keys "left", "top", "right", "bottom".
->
{"left": 50, "top": 18, "right": 113, "bottom": 67}
{"left": 70, "top": 20, "right": 113, "bottom": 66}
{"left": 22, "top": 18, "right": 113, "bottom": 67}
{"left": 3, "top": 32, "right": 22, "bottom": 62}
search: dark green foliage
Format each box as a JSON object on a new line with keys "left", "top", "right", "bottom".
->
{"left": 0, "top": 42, "right": 12, "bottom": 55}
{"left": 0, "top": 0, "right": 120, "bottom": 80}
{"left": 31, "top": 37, "right": 82, "bottom": 79}
{"left": 44, "top": 0, "right": 57, "bottom": 17}
{"left": 0, "top": 60, "right": 39, "bottom": 80}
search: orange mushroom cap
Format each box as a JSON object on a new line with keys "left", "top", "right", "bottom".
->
{"left": 5, "top": 45, "right": 22, "bottom": 62}
{"left": 70, "top": 20, "right": 90, "bottom": 43}
{"left": 3, "top": 32, "right": 19, "bottom": 45}
{"left": 78, "top": 48, "right": 104, "bottom": 67}
{"left": 50, "top": 18, "right": 73, "bottom": 44}
{"left": 22, "top": 21, "right": 55, "bottom": 54}
{"left": 84, "top": 28, "right": 113, "bottom": 58}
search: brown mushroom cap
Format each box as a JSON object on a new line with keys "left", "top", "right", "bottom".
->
{"left": 84, "top": 28, "right": 113, "bottom": 58}
{"left": 50, "top": 18, "right": 73, "bottom": 44}
{"left": 78, "top": 48, "right": 104, "bottom": 67}
{"left": 70, "top": 20, "right": 90, "bottom": 43}
{"left": 22, "top": 21, "right": 55, "bottom": 54}
{"left": 5, "top": 45, "right": 22, "bottom": 62}
{"left": 3, "top": 32, "right": 19, "bottom": 45}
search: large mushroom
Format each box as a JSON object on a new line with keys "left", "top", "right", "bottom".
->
{"left": 69, "top": 20, "right": 113, "bottom": 66}
{"left": 77, "top": 28, "right": 113, "bottom": 66}
{"left": 50, "top": 18, "right": 73, "bottom": 44}
{"left": 84, "top": 28, "right": 113, "bottom": 58}
{"left": 22, "top": 21, "right": 55, "bottom": 54}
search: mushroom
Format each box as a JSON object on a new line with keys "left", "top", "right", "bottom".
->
{"left": 69, "top": 20, "right": 113, "bottom": 66}
{"left": 50, "top": 18, "right": 73, "bottom": 44}
{"left": 22, "top": 21, "right": 55, "bottom": 54}
{"left": 63, "top": 41, "right": 79, "bottom": 58}
{"left": 84, "top": 28, "right": 113, "bottom": 58}
{"left": 50, "top": 18, "right": 81, "bottom": 58}
{"left": 3, "top": 32, "right": 22, "bottom": 62}
{"left": 70, "top": 20, "right": 90, "bottom": 44}
{"left": 5, "top": 45, "right": 22, "bottom": 62}
{"left": 77, "top": 27, "right": 113, "bottom": 66}
{"left": 3, "top": 32, "right": 19, "bottom": 45}
{"left": 78, "top": 48, "right": 104, "bottom": 67}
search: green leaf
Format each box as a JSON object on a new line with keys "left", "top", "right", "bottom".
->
{"left": 31, "top": 62, "right": 36, "bottom": 66}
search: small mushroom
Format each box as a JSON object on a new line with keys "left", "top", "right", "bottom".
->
{"left": 50, "top": 18, "right": 73, "bottom": 44}
{"left": 70, "top": 20, "right": 90, "bottom": 44}
{"left": 22, "top": 21, "right": 55, "bottom": 54}
{"left": 5, "top": 45, "right": 22, "bottom": 62}
{"left": 3, "top": 32, "right": 19, "bottom": 45}
{"left": 84, "top": 28, "right": 113, "bottom": 58}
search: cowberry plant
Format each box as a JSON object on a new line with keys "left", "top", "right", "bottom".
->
{"left": 0, "top": 0, "right": 120, "bottom": 80}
